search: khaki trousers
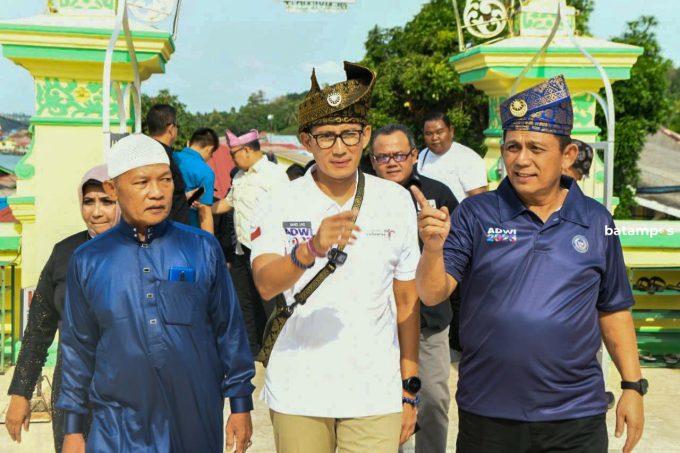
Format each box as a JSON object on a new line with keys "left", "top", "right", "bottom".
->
{"left": 270, "top": 410, "right": 402, "bottom": 453}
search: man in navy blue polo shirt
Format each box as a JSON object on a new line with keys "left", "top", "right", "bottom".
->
{"left": 413, "top": 75, "right": 645, "bottom": 453}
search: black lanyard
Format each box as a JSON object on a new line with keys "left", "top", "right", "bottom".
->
{"left": 420, "top": 148, "right": 431, "bottom": 171}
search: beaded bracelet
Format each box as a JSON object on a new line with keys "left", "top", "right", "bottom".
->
{"left": 402, "top": 395, "right": 421, "bottom": 407}
{"left": 306, "top": 237, "right": 325, "bottom": 258}
{"left": 290, "top": 243, "right": 315, "bottom": 270}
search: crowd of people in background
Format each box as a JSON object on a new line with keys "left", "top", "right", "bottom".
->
{"left": 4, "top": 60, "right": 645, "bottom": 453}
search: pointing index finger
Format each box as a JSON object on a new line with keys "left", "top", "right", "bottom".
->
{"left": 410, "top": 186, "right": 428, "bottom": 210}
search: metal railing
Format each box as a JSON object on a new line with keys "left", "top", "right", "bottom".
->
{"left": 103, "top": 0, "right": 182, "bottom": 152}
{"left": 103, "top": 0, "right": 142, "bottom": 153}
{"left": 0, "top": 264, "right": 17, "bottom": 372}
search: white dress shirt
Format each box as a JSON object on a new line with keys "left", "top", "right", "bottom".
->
{"left": 226, "top": 156, "right": 288, "bottom": 252}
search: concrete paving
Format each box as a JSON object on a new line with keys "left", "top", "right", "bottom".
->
{"left": 1, "top": 362, "right": 678, "bottom": 452}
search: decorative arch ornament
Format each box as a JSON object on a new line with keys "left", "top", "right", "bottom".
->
{"left": 461, "top": 0, "right": 509, "bottom": 39}
{"left": 128, "top": 0, "right": 176, "bottom": 22}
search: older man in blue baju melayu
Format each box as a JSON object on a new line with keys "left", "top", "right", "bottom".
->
{"left": 57, "top": 134, "right": 256, "bottom": 453}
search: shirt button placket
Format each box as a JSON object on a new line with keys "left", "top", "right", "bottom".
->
{"left": 139, "top": 243, "right": 161, "bottom": 351}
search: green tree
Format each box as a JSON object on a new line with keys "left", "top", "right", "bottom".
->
{"left": 141, "top": 89, "right": 197, "bottom": 147}
{"left": 666, "top": 66, "right": 680, "bottom": 133}
{"left": 595, "top": 16, "right": 672, "bottom": 218}
{"left": 362, "top": 0, "right": 488, "bottom": 154}
{"left": 201, "top": 91, "right": 305, "bottom": 136}
{"left": 143, "top": 89, "right": 306, "bottom": 144}
{"left": 570, "top": 0, "right": 594, "bottom": 35}
{"left": 360, "top": 0, "right": 594, "bottom": 153}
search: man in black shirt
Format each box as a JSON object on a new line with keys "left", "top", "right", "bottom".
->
{"left": 145, "top": 104, "right": 190, "bottom": 224}
{"left": 371, "top": 124, "right": 458, "bottom": 453}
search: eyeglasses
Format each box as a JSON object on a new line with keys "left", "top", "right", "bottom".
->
{"left": 371, "top": 149, "right": 415, "bottom": 164}
{"left": 230, "top": 146, "right": 247, "bottom": 158}
{"left": 308, "top": 130, "right": 363, "bottom": 149}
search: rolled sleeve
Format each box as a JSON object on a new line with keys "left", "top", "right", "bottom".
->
{"left": 597, "top": 218, "right": 635, "bottom": 312}
{"left": 443, "top": 202, "right": 474, "bottom": 284}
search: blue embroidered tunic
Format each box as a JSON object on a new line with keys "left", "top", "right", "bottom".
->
{"left": 57, "top": 220, "right": 255, "bottom": 452}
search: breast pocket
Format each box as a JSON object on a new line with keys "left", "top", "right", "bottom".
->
{"left": 157, "top": 281, "right": 206, "bottom": 326}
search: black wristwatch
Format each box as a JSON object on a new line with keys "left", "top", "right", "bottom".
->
{"left": 621, "top": 378, "right": 648, "bottom": 396}
{"left": 402, "top": 376, "right": 422, "bottom": 394}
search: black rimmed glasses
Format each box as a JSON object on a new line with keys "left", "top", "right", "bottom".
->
{"left": 371, "top": 149, "right": 415, "bottom": 164}
{"left": 229, "top": 146, "right": 247, "bottom": 158}
{"left": 308, "top": 129, "right": 364, "bottom": 149}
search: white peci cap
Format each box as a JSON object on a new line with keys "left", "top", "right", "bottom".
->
{"left": 106, "top": 134, "right": 170, "bottom": 179}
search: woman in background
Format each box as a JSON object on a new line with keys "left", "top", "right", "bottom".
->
{"left": 5, "top": 165, "right": 119, "bottom": 451}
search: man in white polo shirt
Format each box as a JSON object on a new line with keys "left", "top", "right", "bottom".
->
{"left": 418, "top": 111, "right": 488, "bottom": 202}
{"left": 250, "top": 61, "right": 421, "bottom": 453}
{"left": 211, "top": 129, "right": 289, "bottom": 356}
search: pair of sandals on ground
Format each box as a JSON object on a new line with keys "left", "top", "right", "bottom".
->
{"left": 633, "top": 276, "right": 680, "bottom": 294}
{"left": 639, "top": 351, "right": 680, "bottom": 365}
{"left": 633, "top": 276, "right": 680, "bottom": 366}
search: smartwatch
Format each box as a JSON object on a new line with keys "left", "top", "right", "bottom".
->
{"left": 402, "top": 376, "right": 422, "bottom": 394}
{"left": 621, "top": 378, "right": 648, "bottom": 396}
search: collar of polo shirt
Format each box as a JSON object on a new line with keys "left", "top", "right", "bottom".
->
{"left": 498, "top": 176, "right": 590, "bottom": 227}
{"left": 305, "top": 164, "right": 360, "bottom": 208}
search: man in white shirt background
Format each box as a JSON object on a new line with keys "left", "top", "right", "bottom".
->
{"left": 418, "top": 111, "right": 488, "bottom": 202}
{"left": 212, "top": 129, "right": 289, "bottom": 356}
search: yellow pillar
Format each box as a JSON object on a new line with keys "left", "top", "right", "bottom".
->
{"left": 0, "top": 1, "right": 174, "bottom": 289}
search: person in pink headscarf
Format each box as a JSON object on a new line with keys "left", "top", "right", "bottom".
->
{"left": 5, "top": 165, "right": 119, "bottom": 452}
{"left": 211, "top": 129, "right": 288, "bottom": 356}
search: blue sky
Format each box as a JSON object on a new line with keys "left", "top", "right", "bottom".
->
{"left": 1, "top": 0, "right": 679, "bottom": 114}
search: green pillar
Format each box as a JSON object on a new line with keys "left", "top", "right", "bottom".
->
{"left": 451, "top": 0, "right": 642, "bottom": 198}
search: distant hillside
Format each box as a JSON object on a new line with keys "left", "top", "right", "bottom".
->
{"left": 0, "top": 114, "right": 29, "bottom": 133}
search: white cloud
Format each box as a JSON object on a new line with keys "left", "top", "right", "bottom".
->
{"left": 302, "top": 60, "right": 345, "bottom": 80}
{"left": 238, "top": 57, "right": 267, "bottom": 70}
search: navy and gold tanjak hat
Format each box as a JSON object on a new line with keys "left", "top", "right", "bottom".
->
{"left": 298, "top": 61, "right": 376, "bottom": 133}
{"left": 500, "top": 75, "right": 573, "bottom": 137}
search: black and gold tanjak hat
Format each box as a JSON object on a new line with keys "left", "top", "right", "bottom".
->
{"left": 500, "top": 75, "right": 573, "bottom": 137}
{"left": 298, "top": 61, "right": 376, "bottom": 133}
